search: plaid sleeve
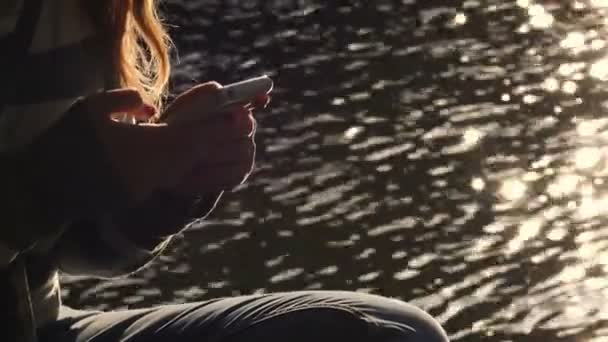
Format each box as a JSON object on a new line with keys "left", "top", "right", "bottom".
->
{"left": 53, "top": 192, "right": 220, "bottom": 278}
{"left": 0, "top": 101, "right": 129, "bottom": 263}
{"left": 53, "top": 217, "right": 172, "bottom": 278}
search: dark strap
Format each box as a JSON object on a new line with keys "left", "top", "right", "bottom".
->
{"left": 0, "top": 0, "right": 44, "bottom": 113}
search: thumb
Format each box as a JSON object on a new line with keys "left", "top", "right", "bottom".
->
{"left": 81, "top": 88, "right": 145, "bottom": 119}
{"left": 164, "top": 81, "right": 224, "bottom": 121}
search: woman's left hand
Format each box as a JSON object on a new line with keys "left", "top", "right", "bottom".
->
{"left": 111, "top": 85, "right": 270, "bottom": 243}
{"left": 161, "top": 83, "right": 271, "bottom": 197}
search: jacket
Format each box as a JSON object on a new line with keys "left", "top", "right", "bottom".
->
{"left": 0, "top": 1, "right": 217, "bottom": 341}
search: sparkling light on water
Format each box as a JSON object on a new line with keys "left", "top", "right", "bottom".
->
{"left": 591, "top": 0, "right": 608, "bottom": 8}
{"left": 471, "top": 177, "right": 486, "bottom": 192}
{"left": 574, "top": 147, "right": 603, "bottom": 170}
{"left": 542, "top": 77, "right": 560, "bottom": 92}
{"left": 562, "top": 81, "right": 578, "bottom": 94}
{"left": 508, "top": 217, "right": 544, "bottom": 251}
{"left": 523, "top": 94, "right": 540, "bottom": 104}
{"left": 591, "top": 39, "right": 606, "bottom": 50}
{"left": 558, "top": 265, "right": 587, "bottom": 283}
{"left": 591, "top": 39, "right": 606, "bottom": 51}
{"left": 462, "top": 128, "right": 484, "bottom": 147}
{"left": 561, "top": 32, "right": 586, "bottom": 50}
{"left": 577, "top": 120, "right": 603, "bottom": 136}
{"left": 559, "top": 62, "right": 584, "bottom": 76}
{"left": 521, "top": 217, "right": 544, "bottom": 238}
{"left": 344, "top": 126, "right": 364, "bottom": 140}
{"left": 576, "top": 195, "right": 608, "bottom": 219}
{"left": 528, "top": 5, "right": 554, "bottom": 29}
{"left": 547, "top": 174, "right": 581, "bottom": 198}
{"left": 453, "top": 13, "right": 467, "bottom": 26}
{"left": 590, "top": 59, "right": 608, "bottom": 80}
{"left": 499, "top": 179, "right": 528, "bottom": 201}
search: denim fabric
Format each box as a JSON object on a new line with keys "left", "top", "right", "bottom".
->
{"left": 38, "top": 291, "right": 448, "bottom": 342}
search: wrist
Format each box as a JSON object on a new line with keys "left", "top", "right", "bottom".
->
{"left": 114, "top": 190, "right": 202, "bottom": 246}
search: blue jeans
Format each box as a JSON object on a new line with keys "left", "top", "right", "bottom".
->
{"left": 39, "top": 291, "right": 449, "bottom": 342}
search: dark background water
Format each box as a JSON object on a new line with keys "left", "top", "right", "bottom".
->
{"left": 62, "top": 1, "right": 608, "bottom": 340}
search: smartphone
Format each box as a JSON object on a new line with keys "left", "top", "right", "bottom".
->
{"left": 167, "top": 75, "right": 273, "bottom": 124}
{"left": 218, "top": 75, "right": 274, "bottom": 107}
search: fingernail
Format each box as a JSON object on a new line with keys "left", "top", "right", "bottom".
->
{"left": 144, "top": 104, "right": 157, "bottom": 116}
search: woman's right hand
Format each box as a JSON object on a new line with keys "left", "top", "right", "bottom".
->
{"left": 80, "top": 86, "right": 254, "bottom": 204}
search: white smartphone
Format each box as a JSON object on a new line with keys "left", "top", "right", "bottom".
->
{"left": 166, "top": 75, "right": 273, "bottom": 124}
{"left": 218, "top": 75, "right": 274, "bottom": 107}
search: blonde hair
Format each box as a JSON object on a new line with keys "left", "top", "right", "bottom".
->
{"left": 84, "top": 0, "right": 172, "bottom": 110}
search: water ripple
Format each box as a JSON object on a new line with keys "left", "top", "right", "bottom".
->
{"left": 59, "top": 0, "right": 608, "bottom": 340}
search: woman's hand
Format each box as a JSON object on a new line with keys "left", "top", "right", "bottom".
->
{"left": 82, "top": 82, "right": 267, "bottom": 204}
{"left": 161, "top": 82, "right": 269, "bottom": 196}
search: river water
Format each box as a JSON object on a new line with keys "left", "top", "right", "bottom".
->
{"left": 62, "top": 1, "right": 608, "bottom": 340}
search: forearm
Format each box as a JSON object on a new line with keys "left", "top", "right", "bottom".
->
{"left": 113, "top": 190, "right": 221, "bottom": 249}
{"left": 14, "top": 100, "right": 130, "bottom": 222}
{"left": 0, "top": 102, "right": 129, "bottom": 255}
{"left": 52, "top": 217, "right": 170, "bottom": 278}
{"left": 54, "top": 191, "right": 221, "bottom": 277}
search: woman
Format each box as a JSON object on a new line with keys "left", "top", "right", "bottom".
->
{"left": 0, "top": 1, "right": 449, "bottom": 341}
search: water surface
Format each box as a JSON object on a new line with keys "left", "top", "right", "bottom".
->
{"left": 63, "top": 1, "right": 608, "bottom": 340}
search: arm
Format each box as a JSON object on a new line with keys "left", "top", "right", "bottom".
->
{"left": 0, "top": 101, "right": 129, "bottom": 266}
{"left": 53, "top": 191, "right": 221, "bottom": 278}
{"left": 50, "top": 82, "right": 263, "bottom": 277}
{"left": 49, "top": 82, "right": 261, "bottom": 277}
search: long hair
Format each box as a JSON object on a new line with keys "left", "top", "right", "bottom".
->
{"left": 83, "top": 0, "right": 172, "bottom": 110}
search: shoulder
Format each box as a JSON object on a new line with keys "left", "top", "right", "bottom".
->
{"left": 0, "top": 0, "right": 22, "bottom": 38}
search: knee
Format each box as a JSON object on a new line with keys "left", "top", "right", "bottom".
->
{"left": 309, "top": 291, "right": 448, "bottom": 342}
{"left": 225, "top": 305, "right": 378, "bottom": 342}
{"left": 224, "top": 292, "right": 448, "bottom": 342}
{"left": 355, "top": 292, "right": 449, "bottom": 342}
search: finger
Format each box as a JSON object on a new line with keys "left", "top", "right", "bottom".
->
{"left": 133, "top": 103, "right": 157, "bottom": 121}
{"left": 251, "top": 94, "right": 271, "bottom": 109}
{"left": 185, "top": 81, "right": 223, "bottom": 95}
{"left": 217, "top": 104, "right": 250, "bottom": 116}
{"left": 83, "top": 88, "right": 144, "bottom": 118}
{"left": 111, "top": 103, "right": 156, "bottom": 122}
{"left": 154, "top": 124, "right": 255, "bottom": 188}
{"left": 246, "top": 111, "right": 257, "bottom": 136}
{"left": 221, "top": 95, "right": 268, "bottom": 111}
{"left": 174, "top": 161, "right": 255, "bottom": 194}
{"left": 195, "top": 138, "right": 255, "bottom": 165}
{"left": 169, "top": 110, "right": 255, "bottom": 145}
{"left": 164, "top": 82, "right": 224, "bottom": 121}
{"left": 229, "top": 108, "right": 256, "bottom": 137}
{"left": 165, "top": 103, "right": 248, "bottom": 125}
{"left": 178, "top": 138, "right": 256, "bottom": 191}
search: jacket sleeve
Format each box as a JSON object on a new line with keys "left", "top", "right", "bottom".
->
{"left": 53, "top": 192, "right": 221, "bottom": 278}
{"left": 0, "top": 101, "right": 130, "bottom": 267}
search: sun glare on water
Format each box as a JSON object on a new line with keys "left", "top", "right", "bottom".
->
{"left": 528, "top": 5, "right": 554, "bottom": 29}
{"left": 499, "top": 179, "right": 528, "bottom": 202}
{"left": 574, "top": 147, "right": 603, "bottom": 171}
